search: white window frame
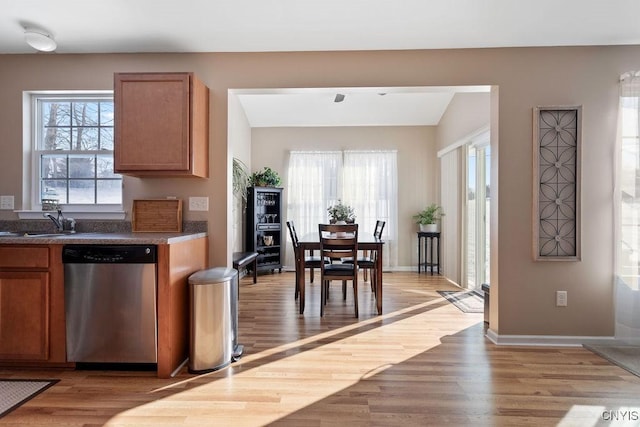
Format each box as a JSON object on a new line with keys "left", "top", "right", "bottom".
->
{"left": 20, "top": 90, "right": 125, "bottom": 220}
{"left": 465, "top": 131, "right": 490, "bottom": 289}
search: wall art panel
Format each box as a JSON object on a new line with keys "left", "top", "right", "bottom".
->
{"left": 532, "top": 106, "right": 581, "bottom": 261}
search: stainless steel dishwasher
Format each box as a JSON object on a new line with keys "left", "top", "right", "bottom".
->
{"left": 63, "top": 244, "right": 158, "bottom": 364}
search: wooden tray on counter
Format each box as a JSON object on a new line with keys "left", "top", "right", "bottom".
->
{"left": 132, "top": 199, "right": 183, "bottom": 232}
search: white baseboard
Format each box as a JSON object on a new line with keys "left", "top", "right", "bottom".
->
{"left": 381, "top": 266, "right": 437, "bottom": 273}
{"left": 485, "top": 329, "right": 616, "bottom": 347}
{"left": 391, "top": 266, "right": 417, "bottom": 272}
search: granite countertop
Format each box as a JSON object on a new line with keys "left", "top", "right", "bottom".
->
{"left": 0, "top": 231, "right": 207, "bottom": 245}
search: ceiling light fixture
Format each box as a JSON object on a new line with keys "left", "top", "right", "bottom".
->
{"left": 24, "top": 28, "right": 57, "bottom": 52}
{"left": 334, "top": 93, "right": 345, "bottom": 103}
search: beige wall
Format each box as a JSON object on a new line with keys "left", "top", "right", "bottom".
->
{"left": 1, "top": 46, "right": 639, "bottom": 339}
{"left": 250, "top": 126, "right": 436, "bottom": 267}
{"left": 228, "top": 92, "right": 252, "bottom": 252}
{"left": 436, "top": 92, "right": 491, "bottom": 151}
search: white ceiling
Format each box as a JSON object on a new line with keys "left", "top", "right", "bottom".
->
{"left": 1, "top": 0, "right": 639, "bottom": 54}
{"left": 234, "top": 86, "right": 489, "bottom": 127}
{"left": 3, "top": 0, "right": 638, "bottom": 127}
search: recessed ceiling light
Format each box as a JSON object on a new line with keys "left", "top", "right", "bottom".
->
{"left": 24, "top": 28, "right": 57, "bottom": 52}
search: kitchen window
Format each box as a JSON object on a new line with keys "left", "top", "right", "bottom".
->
{"left": 22, "top": 92, "right": 124, "bottom": 218}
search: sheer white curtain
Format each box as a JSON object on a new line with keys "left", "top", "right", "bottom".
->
{"left": 285, "top": 151, "right": 342, "bottom": 268}
{"left": 343, "top": 150, "right": 398, "bottom": 268}
{"left": 286, "top": 150, "right": 398, "bottom": 269}
{"left": 615, "top": 71, "right": 640, "bottom": 342}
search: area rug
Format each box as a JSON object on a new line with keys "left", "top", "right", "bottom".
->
{"left": 583, "top": 344, "right": 640, "bottom": 378}
{"left": 0, "top": 379, "right": 58, "bottom": 418}
{"left": 437, "top": 289, "right": 484, "bottom": 313}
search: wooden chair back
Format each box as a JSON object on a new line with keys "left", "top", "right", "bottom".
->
{"left": 318, "top": 223, "right": 359, "bottom": 267}
{"left": 374, "top": 220, "right": 385, "bottom": 239}
{"left": 319, "top": 223, "right": 359, "bottom": 316}
{"left": 286, "top": 220, "right": 300, "bottom": 249}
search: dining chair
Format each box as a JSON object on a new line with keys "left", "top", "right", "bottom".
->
{"left": 286, "top": 220, "right": 326, "bottom": 299}
{"left": 342, "top": 220, "right": 385, "bottom": 293}
{"left": 318, "top": 223, "right": 359, "bottom": 317}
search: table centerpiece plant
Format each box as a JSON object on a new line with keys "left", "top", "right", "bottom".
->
{"left": 327, "top": 200, "right": 356, "bottom": 224}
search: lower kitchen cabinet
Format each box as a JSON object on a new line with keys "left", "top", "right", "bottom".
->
{"left": 156, "top": 237, "right": 208, "bottom": 378}
{"left": 0, "top": 245, "right": 67, "bottom": 366}
{"left": 0, "top": 236, "right": 207, "bottom": 377}
{"left": 0, "top": 271, "right": 49, "bottom": 360}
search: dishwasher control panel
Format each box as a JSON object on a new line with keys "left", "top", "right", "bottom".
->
{"left": 62, "top": 245, "right": 157, "bottom": 264}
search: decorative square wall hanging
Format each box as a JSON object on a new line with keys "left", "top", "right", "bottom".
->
{"left": 532, "top": 105, "right": 581, "bottom": 261}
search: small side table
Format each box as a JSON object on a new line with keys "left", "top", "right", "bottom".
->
{"left": 418, "top": 231, "right": 441, "bottom": 275}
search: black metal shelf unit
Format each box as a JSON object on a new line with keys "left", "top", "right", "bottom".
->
{"left": 245, "top": 186, "right": 283, "bottom": 273}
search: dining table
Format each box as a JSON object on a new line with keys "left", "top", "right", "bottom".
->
{"left": 296, "top": 231, "right": 385, "bottom": 315}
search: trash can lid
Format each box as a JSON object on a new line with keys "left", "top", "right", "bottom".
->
{"left": 189, "top": 267, "right": 238, "bottom": 285}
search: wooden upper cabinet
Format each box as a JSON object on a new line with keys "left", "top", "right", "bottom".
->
{"left": 114, "top": 72, "right": 209, "bottom": 177}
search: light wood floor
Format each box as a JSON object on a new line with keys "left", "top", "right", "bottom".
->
{"left": 2, "top": 271, "right": 640, "bottom": 426}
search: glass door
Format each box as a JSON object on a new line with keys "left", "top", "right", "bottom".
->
{"left": 465, "top": 134, "right": 491, "bottom": 289}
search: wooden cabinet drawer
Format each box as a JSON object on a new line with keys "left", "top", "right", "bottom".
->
{"left": 0, "top": 246, "right": 50, "bottom": 268}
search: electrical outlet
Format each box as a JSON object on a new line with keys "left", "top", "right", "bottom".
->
{"left": 556, "top": 290, "right": 567, "bottom": 307}
{"left": 0, "top": 195, "right": 14, "bottom": 210}
{"left": 189, "top": 196, "right": 209, "bottom": 211}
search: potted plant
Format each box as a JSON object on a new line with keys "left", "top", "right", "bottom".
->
{"left": 327, "top": 200, "right": 356, "bottom": 224}
{"left": 232, "top": 158, "right": 250, "bottom": 202}
{"left": 249, "top": 166, "right": 282, "bottom": 187}
{"left": 413, "top": 203, "right": 444, "bottom": 232}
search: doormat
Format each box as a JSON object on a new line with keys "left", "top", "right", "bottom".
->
{"left": 437, "top": 290, "right": 484, "bottom": 313}
{"left": 0, "top": 379, "right": 58, "bottom": 418}
{"left": 583, "top": 344, "right": 640, "bottom": 378}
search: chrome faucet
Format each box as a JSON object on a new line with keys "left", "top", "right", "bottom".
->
{"left": 44, "top": 209, "right": 64, "bottom": 232}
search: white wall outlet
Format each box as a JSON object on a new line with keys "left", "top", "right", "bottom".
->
{"left": 0, "top": 195, "right": 14, "bottom": 210}
{"left": 189, "top": 196, "right": 209, "bottom": 211}
{"left": 556, "top": 290, "right": 568, "bottom": 307}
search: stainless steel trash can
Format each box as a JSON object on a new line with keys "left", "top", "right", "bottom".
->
{"left": 188, "top": 267, "right": 241, "bottom": 373}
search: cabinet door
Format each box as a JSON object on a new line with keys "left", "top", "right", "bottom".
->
{"left": 0, "top": 272, "right": 50, "bottom": 360}
{"left": 114, "top": 73, "right": 192, "bottom": 173}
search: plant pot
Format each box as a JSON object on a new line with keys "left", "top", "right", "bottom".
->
{"left": 420, "top": 223, "right": 438, "bottom": 232}
{"left": 335, "top": 220, "right": 347, "bottom": 236}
